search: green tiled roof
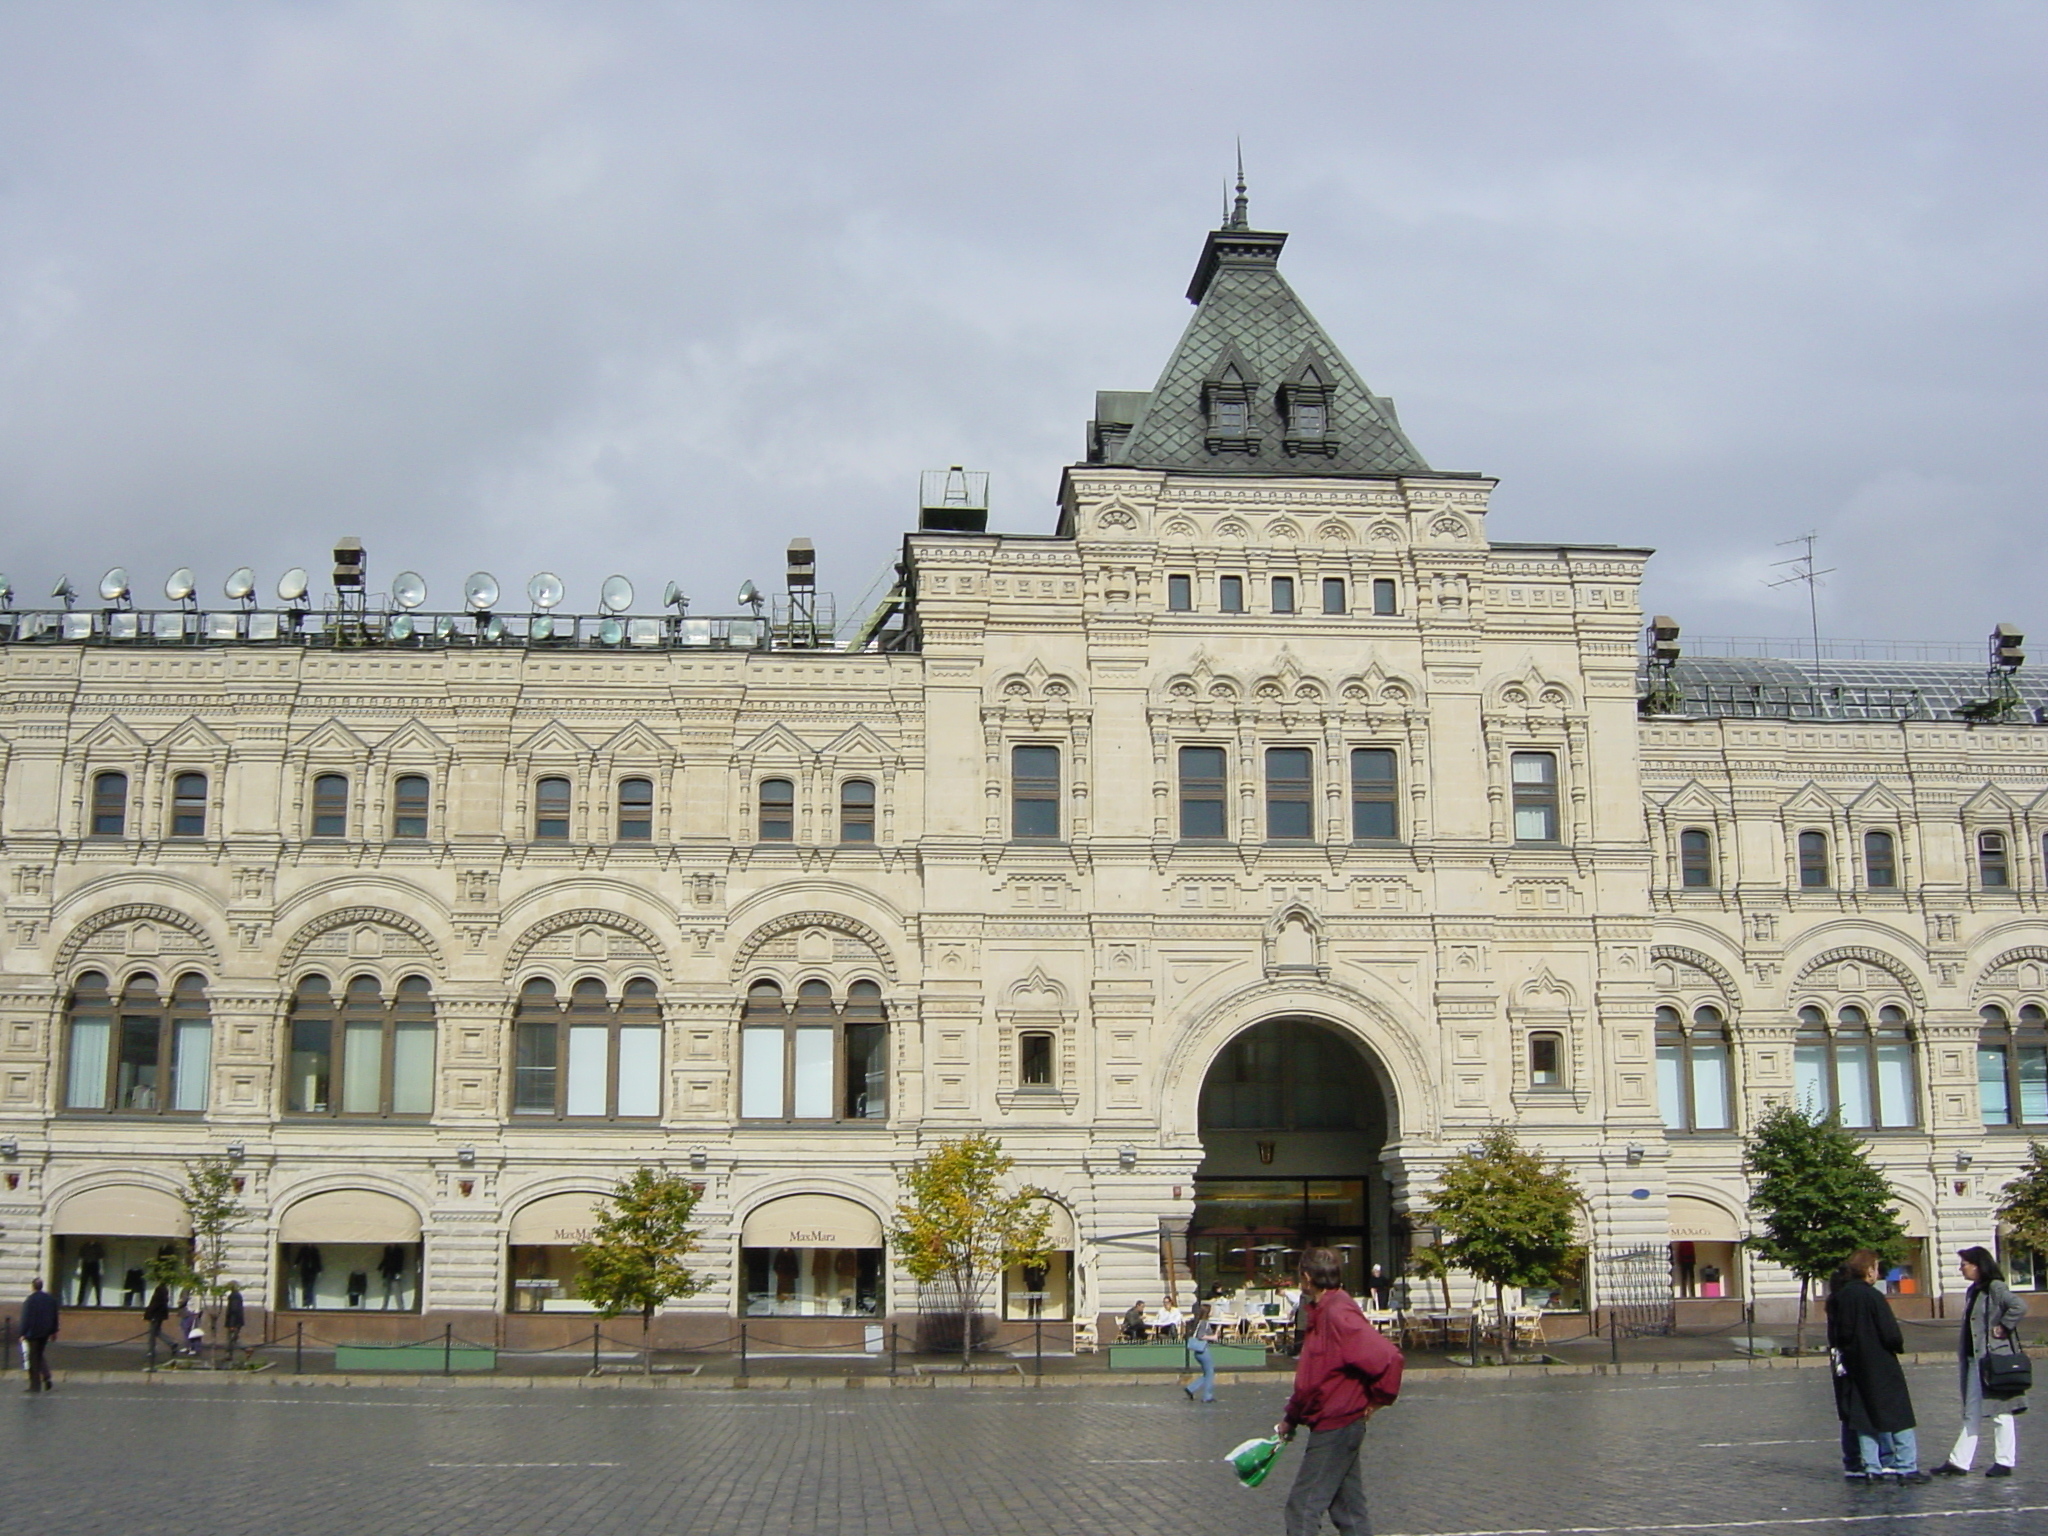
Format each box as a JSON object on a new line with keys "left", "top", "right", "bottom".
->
{"left": 1089, "top": 220, "right": 1432, "bottom": 478}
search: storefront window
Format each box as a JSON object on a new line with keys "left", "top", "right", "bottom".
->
{"left": 508, "top": 1245, "right": 595, "bottom": 1312}
{"left": 1002, "top": 1252, "right": 1073, "bottom": 1320}
{"left": 741, "top": 1248, "right": 882, "bottom": 1316}
{"left": 280, "top": 1241, "right": 420, "bottom": 1311}
{"left": 52, "top": 1236, "right": 183, "bottom": 1309}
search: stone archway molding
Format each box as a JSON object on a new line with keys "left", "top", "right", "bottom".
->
{"left": 731, "top": 910, "right": 899, "bottom": 981}
{"left": 55, "top": 902, "right": 221, "bottom": 974}
{"left": 502, "top": 908, "right": 671, "bottom": 981}
{"left": 280, "top": 905, "right": 445, "bottom": 971}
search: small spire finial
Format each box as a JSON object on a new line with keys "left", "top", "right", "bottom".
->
{"left": 1227, "top": 140, "right": 1249, "bottom": 229}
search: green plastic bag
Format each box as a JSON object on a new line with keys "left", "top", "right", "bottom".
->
{"left": 1223, "top": 1434, "right": 1287, "bottom": 1489}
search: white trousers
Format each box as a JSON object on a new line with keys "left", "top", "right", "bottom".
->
{"left": 1948, "top": 1411, "right": 2019, "bottom": 1470}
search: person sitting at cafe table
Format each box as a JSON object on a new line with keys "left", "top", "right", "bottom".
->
{"left": 1154, "top": 1299, "right": 1184, "bottom": 1340}
{"left": 1122, "top": 1299, "right": 1148, "bottom": 1340}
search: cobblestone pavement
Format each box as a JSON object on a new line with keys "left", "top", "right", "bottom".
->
{"left": 4, "top": 1361, "right": 2043, "bottom": 1535}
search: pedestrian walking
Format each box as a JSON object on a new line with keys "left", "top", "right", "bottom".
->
{"left": 1933, "top": 1245, "right": 2029, "bottom": 1478}
{"left": 177, "top": 1286, "right": 200, "bottom": 1354}
{"left": 1274, "top": 1246, "right": 1404, "bottom": 1536}
{"left": 1183, "top": 1297, "right": 1217, "bottom": 1403}
{"left": 19, "top": 1278, "right": 59, "bottom": 1393}
{"left": 143, "top": 1281, "right": 173, "bottom": 1361}
{"left": 224, "top": 1284, "right": 245, "bottom": 1365}
{"left": 1825, "top": 1249, "right": 1923, "bottom": 1482}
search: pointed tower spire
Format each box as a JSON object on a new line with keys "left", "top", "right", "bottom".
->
{"left": 1225, "top": 142, "right": 1249, "bottom": 231}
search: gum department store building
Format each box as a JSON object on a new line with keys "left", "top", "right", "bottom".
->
{"left": 4, "top": 200, "right": 2045, "bottom": 1346}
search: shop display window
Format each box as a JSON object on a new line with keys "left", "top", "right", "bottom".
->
{"left": 52, "top": 1236, "right": 182, "bottom": 1309}
{"left": 507, "top": 1245, "right": 596, "bottom": 1312}
{"left": 1002, "top": 1252, "right": 1073, "bottom": 1320}
{"left": 280, "top": 1241, "right": 419, "bottom": 1311}
{"left": 741, "top": 1247, "right": 882, "bottom": 1316}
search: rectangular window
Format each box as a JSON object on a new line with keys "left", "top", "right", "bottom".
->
{"left": 514, "top": 1018, "right": 558, "bottom": 1114}
{"left": 90, "top": 772, "right": 128, "bottom": 837}
{"left": 391, "top": 1022, "right": 435, "bottom": 1116}
{"left": 1179, "top": 747, "right": 1229, "bottom": 840}
{"left": 534, "top": 777, "right": 571, "bottom": 841}
{"left": 740, "top": 1028, "right": 783, "bottom": 1119}
{"left": 1265, "top": 748, "right": 1315, "bottom": 841}
{"left": 1656, "top": 1042, "right": 1687, "bottom": 1130}
{"left": 392, "top": 775, "right": 430, "bottom": 839}
{"left": 758, "top": 778, "right": 794, "bottom": 841}
{"left": 1679, "top": 829, "right": 1714, "bottom": 888}
{"left": 1350, "top": 749, "right": 1398, "bottom": 841}
{"left": 1979, "top": 1045, "right": 2013, "bottom": 1125}
{"left": 1219, "top": 576, "right": 1245, "bottom": 614}
{"left": 792, "top": 1027, "right": 834, "bottom": 1118}
{"left": 1270, "top": 576, "right": 1295, "bottom": 614}
{"left": 1530, "top": 1033, "right": 1562, "bottom": 1088}
{"left": 1510, "top": 753, "right": 1559, "bottom": 843}
{"left": 1012, "top": 746, "right": 1060, "bottom": 840}
{"left": 615, "top": 1025, "right": 662, "bottom": 1118}
{"left": 1798, "top": 830, "right": 1831, "bottom": 888}
{"left": 1794, "top": 1043, "right": 1828, "bottom": 1114}
{"left": 1980, "top": 831, "right": 2010, "bottom": 888}
{"left": 1167, "top": 574, "right": 1192, "bottom": 612}
{"left": 1371, "top": 578, "right": 1397, "bottom": 616}
{"left": 840, "top": 779, "right": 876, "bottom": 843}
{"left": 1864, "top": 830, "right": 1896, "bottom": 888}
{"left": 67, "top": 1019, "right": 112, "bottom": 1110}
{"left": 1690, "top": 1041, "right": 1732, "bottom": 1129}
{"left": 170, "top": 772, "right": 207, "bottom": 838}
{"left": 1834, "top": 1041, "right": 1874, "bottom": 1128}
{"left": 2020, "top": 1044, "right": 2048, "bottom": 1124}
{"left": 1875, "top": 1041, "right": 1916, "bottom": 1127}
{"left": 1321, "top": 578, "right": 1346, "bottom": 615}
{"left": 311, "top": 774, "right": 349, "bottom": 838}
{"left": 1215, "top": 398, "right": 1247, "bottom": 433}
{"left": 1020, "top": 1031, "right": 1055, "bottom": 1087}
{"left": 565, "top": 1025, "right": 609, "bottom": 1117}
{"left": 617, "top": 778, "right": 654, "bottom": 841}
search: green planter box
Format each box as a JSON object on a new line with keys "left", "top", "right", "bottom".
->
{"left": 1107, "top": 1341, "right": 1267, "bottom": 1371}
{"left": 332, "top": 1344, "right": 496, "bottom": 1373}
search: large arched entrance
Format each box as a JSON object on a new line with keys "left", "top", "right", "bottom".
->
{"left": 1190, "top": 1016, "right": 1395, "bottom": 1299}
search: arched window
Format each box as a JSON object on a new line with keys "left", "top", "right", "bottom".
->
{"left": 534, "top": 777, "right": 571, "bottom": 841}
{"left": 1863, "top": 830, "right": 1897, "bottom": 888}
{"left": 1795, "top": 1003, "right": 1915, "bottom": 1128}
{"left": 1679, "top": 829, "right": 1714, "bottom": 888}
{"left": 739, "top": 977, "right": 888, "bottom": 1122}
{"left": 90, "top": 771, "right": 128, "bottom": 836}
{"left": 170, "top": 772, "right": 208, "bottom": 838}
{"left": 1979, "top": 1004, "right": 2048, "bottom": 1126}
{"left": 616, "top": 777, "right": 653, "bottom": 841}
{"left": 288, "top": 973, "right": 435, "bottom": 1116}
{"left": 311, "top": 774, "right": 349, "bottom": 839}
{"left": 841, "top": 778, "right": 877, "bottom": 843}
{"left": 1656, "top": 1005, "right": 1732, "bottom": 1131}
{"left": 512, "top": 977, "right": 661, "bottom": 1119}
{"left": 758, "top": 779, "right": 794, "bottom": 841}
{"left": 392, "top": 775, "right": 430, "bottom": 839}
{"left": 64, "top": 970, "right": 209, "bottom": 1114}
{"left": 1797, "top": 830, "right": 1831, "bottom": 888}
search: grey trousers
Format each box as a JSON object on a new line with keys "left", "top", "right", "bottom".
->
{"left": 1285, "top": 1417, "right": 1371, "bottom": 1536}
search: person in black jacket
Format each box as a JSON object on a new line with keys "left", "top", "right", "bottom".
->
{"left": 223, "top": 1284, "right": 246, "bottom": 1364}
{"left": 143, "top": 1281, "right": 173, "bottom": 1360}
{"left": 19, "top": 1278, "right": 59, "bottom": 1392}
{"left": 1826, "top": 1248, "right": 1924, "bottom": 1482}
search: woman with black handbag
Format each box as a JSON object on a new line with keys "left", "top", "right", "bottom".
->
{"left": 1933, "top": 1246, "right": 2030, "bottom": 1478}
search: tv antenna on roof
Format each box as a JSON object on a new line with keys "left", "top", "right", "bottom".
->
{"left": 1767, "top": 532, "right": 1835, "bottom": 693}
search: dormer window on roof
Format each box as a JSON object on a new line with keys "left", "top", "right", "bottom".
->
{"left": 1202, "top": 347, "right": 1261, "bottom": 456}
{"left": 1279, "top": 353, "right": 1336, "bottom": 457}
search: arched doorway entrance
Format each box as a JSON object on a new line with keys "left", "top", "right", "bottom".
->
{"left": 1190, "top": 1017, "right": 1394, "bottom": 1299}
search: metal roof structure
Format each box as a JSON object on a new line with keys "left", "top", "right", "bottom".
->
{"left": 1648, "top": 654, "right": 2048, "bottom": 725}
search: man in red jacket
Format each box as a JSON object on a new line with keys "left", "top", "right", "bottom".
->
{"left": 1274, "top": 1247, "right": 1404, "bottom": 1535}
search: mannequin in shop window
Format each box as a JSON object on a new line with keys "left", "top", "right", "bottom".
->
{"left": 773, "top": 1248, "right": 798, "bottom": 1307}
{"left": 122, "top": 1267, "right": 146, "bottom": 1308}
{"left": 346, "top": 1270, "right": 368, "bottom": 1308}
{"left": 295, "top": 1244, "right": 323, "bottom": 1308}
{"left": 379, "top": 1245, "right": 407, "bottom": 1309}
{"left": 77, "top": 1240, "right": 105, "bottom": 1306}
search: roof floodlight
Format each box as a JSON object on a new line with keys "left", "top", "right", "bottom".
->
{"left": 527, "top": 572, "right": 564, "bottom": 610}
{"left": 277, "top": 567, "right": 309, "bottom": 603}
{"left": 598, "top": 616, "right": 624, "bottom": 646}
{"left": 224, "top": 567, "right": 256, "bottom": 601}
{"left": 464, "top": 572, "right": 499, "bottom": 611}
{"left": 433, "top": 615, "right": 456, "bottom": 640}
{"left": 482, "top": 615, "right": 506, "bottom": 643}
{"left": 391, "top": 571, "right": 427, "bottom": 610}
{"left": 737, "top": 579, "right": 761, "bottom": 609}
{"left": 164, "top": 568, "right": 196, "bottom": 603}
{"left": 662, "top": 580, "right": 687, "bottom": 611}
{"left": 600, "top": 575, "right": 634, "bottom": 613}
{"left": 530, "top": 614, "right": 555, "bottom": 642}
{"left": 52, "top": 576, "right": 76, "bottom": 609}
{"left": 99, "top": 568, "right": 130, "bottom": 603}
{"left": 1992, "top": 623, "right": 2025, "bottom": 671}
{"left": 0, "top": 574, "right": 12, "bottom": 606}
{"left": 388, "top": 613, "right": 415, "bottom": 641}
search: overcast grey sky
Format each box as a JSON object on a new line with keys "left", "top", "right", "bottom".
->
{"left": 3, "top": 1, "right": 2043, "bottom": 648}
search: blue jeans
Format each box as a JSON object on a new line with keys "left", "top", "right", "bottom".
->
{"left": 1854, "top": 1428, "right": 1918, "bottom": 1474}
{"left": 1188, "top": 1338, "right": 1215, "bottom": 1401}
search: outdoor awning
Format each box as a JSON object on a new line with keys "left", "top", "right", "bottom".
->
{"left": 741, "top": 1193, "right": 883, "bottom": 1249}
{"left": 1666, "top": 1196, "right": 1740, "bottom": 1243}
{"left": 1897, "top": 1205, "right": 1930, "bottom": 1239}
{"left": 53, "top": 1184, "right": 187, "bottom": 1237}
{"left": 279, "top": 1189, "right": 422, "bottom": 1245}
{"left": 508, "top": 1192, "right": 608, "bottom": 1246}
{"left": 1034, "top": 1198, "right": 1077, "bottom": 1250}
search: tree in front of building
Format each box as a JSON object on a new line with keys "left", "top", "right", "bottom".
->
{"left": 140, "top": 1155, "right": 248, "bottom": 1366}
{"left": 1993, "top": 1139, "right": 2048, "bottom": 1271}
{"left": 575, "top": 1168, "right": 707, "bottom": 1373}
{"left": 890, "top": 1133, "right": 1051, "bottom": 1368}
{"left": 1422, "top": 1127, "right": 1583, "bottom": 1364}
{"left": 1408, "top": 1243, "right": 1454, "bottom": 1312}
{"left": 1743, "top": 1100, "right": 1906, "bottom": 1353}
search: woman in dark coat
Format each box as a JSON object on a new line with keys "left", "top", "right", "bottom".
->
{"left": 1934, "top": 1245, "right": 2029, "bottom": 1477}
{"left": 1826, "top": 1249, "right": 1923, "bottom": 1482}
{"left": 142, "top": 1281, "right": 173, "bottom": 1358}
